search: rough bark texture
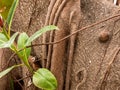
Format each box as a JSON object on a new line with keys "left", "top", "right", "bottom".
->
{"left": 71, "top": 0, "right": 120, "bottom": 90}
{"left": 0, "top": 49, "right": 11, "bottom": 90}
{"left": 0, "top": 0, "right": 120, "bottom": 90}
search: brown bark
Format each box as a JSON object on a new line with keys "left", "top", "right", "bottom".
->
{"left": 0, "top": 49, "right": 10, "bottom": 90}
{"left": 71, "top": 0, "right": 120, "bottom": 90}
{"left": 0, "top": 0, "right": 120, "bottom": 90}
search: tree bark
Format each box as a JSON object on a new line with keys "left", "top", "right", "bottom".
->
{"left": 0, "top": 0, "right": 120, "bottom": 90}
{"left": 70, "top": 0, "right": 120, "bottom": 90}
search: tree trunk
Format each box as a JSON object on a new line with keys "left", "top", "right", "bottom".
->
{"left": 70, "top": 0, "right": 120, "bottom": 90}
{"left": 0, "top": 0, "right": 120, "bottom": 90}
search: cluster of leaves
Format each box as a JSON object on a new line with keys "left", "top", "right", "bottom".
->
{"left": 0, "top": 0, "right": 57, "bottom": 90}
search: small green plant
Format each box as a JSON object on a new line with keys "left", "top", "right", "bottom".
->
{"left": 0, "top": 0, "right": 58, "bottom": 90}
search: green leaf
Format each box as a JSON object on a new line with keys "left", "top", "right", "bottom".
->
{"left": 0, "top": 33, "right": 8, "bottom": 45}
{"left": 0, "top": 0, "right": 14, "bottom": 20}
{"left": 6, "top": 0, "right": 19, "bottom": 29}
{"left": 0, "top": 32, "right": 18, "bottom": 48}
{"left": 17, "top": 32, "right": 30, "bottom": 55}
{"left": 0, "top": 64, "right": 22, "bottom": 78}
{"left": 17, "top": 32, "right": 31, "bottom": 68}
{"left": 33, "top": 68, "right": 57, "bottom": 90}
{"left": 26, "top": 25, "right": 59, "bottom": 45}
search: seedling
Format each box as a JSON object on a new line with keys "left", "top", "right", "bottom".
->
{"left": 0, "top": 0, "right": 58, "bottom": 90}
